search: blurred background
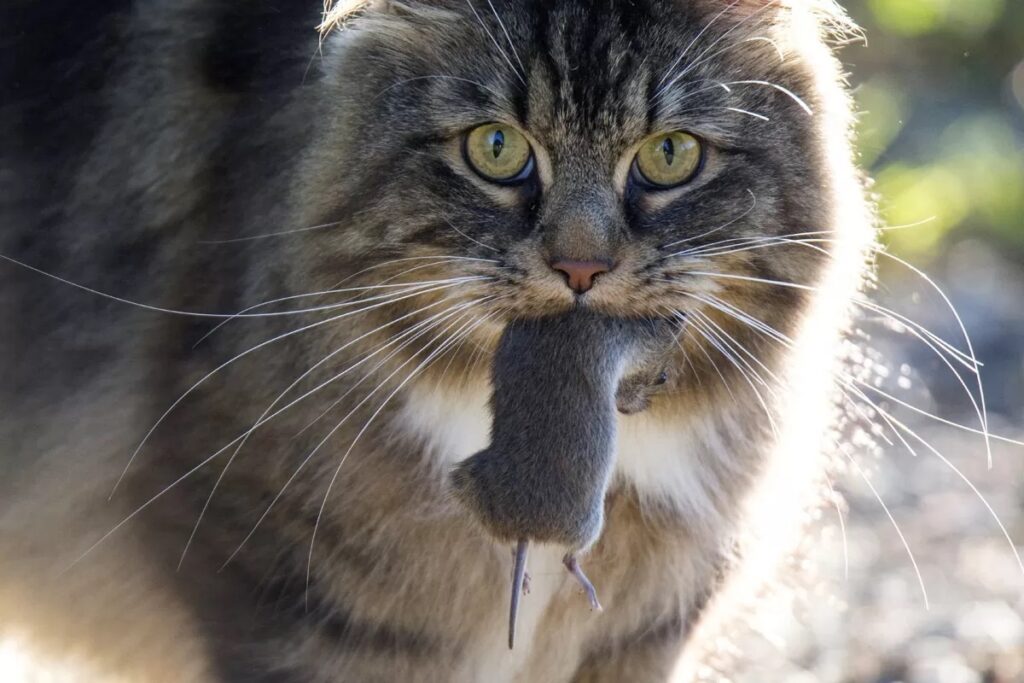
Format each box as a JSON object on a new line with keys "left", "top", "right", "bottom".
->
{"left": 734, "top": 1, "right": 1024, "bottom": 681}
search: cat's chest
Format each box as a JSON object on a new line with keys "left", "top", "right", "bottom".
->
{"left": 398, "top": 382, "right": 718, "bottom": 511}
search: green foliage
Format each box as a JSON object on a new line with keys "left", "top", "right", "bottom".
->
{"left": 866, "top": 0, "right": 1005, "bottom": 37}
{"left": 844, "top": 0, "right": 1024, "bottom": 258}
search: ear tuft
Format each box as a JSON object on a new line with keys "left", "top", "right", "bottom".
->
{"left": 721, "top": 0, "right": 786, "bottom": 16}
{"left": 318, "top": 0, "right": 372, "bottom": 38}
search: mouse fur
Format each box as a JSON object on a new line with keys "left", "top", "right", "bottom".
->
{"left": 450, "top": 310, "right": 676, "bottom": 551}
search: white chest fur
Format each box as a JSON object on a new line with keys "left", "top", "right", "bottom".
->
{"left": 397, "top": 381, "right": 730, "bottom": 520}
{"left": 397, "top": 381, "right": 734, "bottom": 679}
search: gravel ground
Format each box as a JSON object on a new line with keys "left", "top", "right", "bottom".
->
{"left": 730, "top": 241, "right": 1024, "bottom": 683}
{"left": 729, "top": 420, "right": 1024, "bottom": 683}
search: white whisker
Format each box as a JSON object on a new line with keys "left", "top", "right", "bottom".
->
{"left": 841, "top": 446, "right": 930, "bottom": 609}
{"left": 656, "top": 0, "right": 742, "bottom": 89}
{"left": 465, "top": 0, "right": 526, "bottom": 87}
{"left": 485, "top": 0, "right": 526, "bottom": 76}
{"left": 375, "top": 74, "right": 508, "bottom": 102}
{"left": 304, "top": 309, "right": 496, "bottom": 604}
{"left": 111, "top": 279, "right": 487, "bottom": 495}
{"left": 198, "top": 260, "right": 497, "bottom": 347}
{"left": 660, "top": 189, "right": 757, "bottom": 250}
{"left": 724, "top": 107, "right": 770, "bottom": 122}
{"left": 197, "top": 219, "right": 346, "bottom": 245}
{"left": 444, "top": 218, "right": 503, "bottom": 254}
{"left": 689, "top": 311, "right": 779, "bottom": 435}
{"left": 176, "top": 297, "right": 489, "bottom": 569}
{"left": 217, "top": 301, "right": 495, "bottom": 570}
{"left": 719, "top": 80, "right": 814, "bottom": 116}
{"left": 657, "top": 1, "right": 777, "bottom": 98}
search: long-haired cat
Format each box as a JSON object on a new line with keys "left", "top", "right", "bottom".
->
{"left": 0, "top": 0, "right": 874, "bottom": 680}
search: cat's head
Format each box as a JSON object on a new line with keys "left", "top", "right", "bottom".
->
{"left": 293, "top": 0, "right": 865, "bottom": 359}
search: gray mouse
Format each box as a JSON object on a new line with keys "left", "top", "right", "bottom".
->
{"left": 450, "top": 309, "right": 677, "bottom": 648}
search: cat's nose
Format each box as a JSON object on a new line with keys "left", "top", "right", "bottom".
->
{"left": 549, "top": 259, "right": 612, "bottom": 293}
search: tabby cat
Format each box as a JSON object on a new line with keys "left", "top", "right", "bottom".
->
{"left": 0, "top": 0, "right": 873, "bottom": 680}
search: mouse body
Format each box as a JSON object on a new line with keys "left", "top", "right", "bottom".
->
{"left": 451, "top": 310, "right": 674, "bottom": 550}
{"left": 450, "top": 310, "right": 677, "bottom": 647}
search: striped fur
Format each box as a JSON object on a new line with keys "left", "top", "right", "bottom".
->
{"left": 0, "top": 0, "right": 873, "bottom": 679}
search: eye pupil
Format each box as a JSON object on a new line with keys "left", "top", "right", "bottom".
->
{"left": 464, "top": 123, "right": 532, "bottom": 183}
{"left": 661, "top": 137, "right": 675, "bottom": 166}
{"left": 633, "top": 131, "right": 701, "bottom": 188}
{"left": 492, "top": 130, "right": 505, "bottom": 159}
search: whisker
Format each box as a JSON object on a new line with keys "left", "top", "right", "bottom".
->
{"left": 659, "top": 189, "right": 757, "bottom": 250}
{"left": 176, "top": 297, "right": 488, "bottom": 568}
{"left": 666, "top": 237, "right": 980, "bottom": 372}
{"left": 110, "top": 279, "right": 488, "bottom": 495}
{"left": 869, "top": 247, "right": 992, "bottom": 468}
{"left": 718, "top": 80, "right": 814, "bottom": 116}
{"left": 671, "top": 235, "right": 829, "bottom": 260}
{"left": 742, "top": 35, "right": 786, "bottom": 62}
{"left": 304, "top": 310, "right": 496, "bottom": 604}
{"left": 671, "top": 310, "right": 734, "bottom": 399}
{"left": 325, "top": 254, "right": 503, "bottom": 293}
{"left": 724, "top": 107, "right": 770, "bottom": 122}
{"left": 444, "top": 218, "right": 503, "bottom": 254}
{"left": 197, "top": 260, "right": 497, "bottom": 347}
{"left": 689, "top": 311, "right": 779, "bottom": 435}
{"left": 0, "top": 252, "right": 488, "bottom": 323}
{"left": 692, "top": 309, "right": 781, "bottom": 393}
{"left": 668, "top": 234, "right": 993, "bottom": 466}
{"left": 662, "top": 218, "right": 939, "bottom": 262}
{"left": 485, "top": 0, "right": 526, "bottom": 76}
{"left": 656, "top": 0, "right": 742, "bottom": 89}
{"left": 196, "top": 219, "right": 346, "bottom": 245}
{"left": 374, "top": 74, "right": 508, "bottom": 102}
{"left": 841, "top": 445, "right": 930, "bottom": 609}
{"left": 294, "top": 297, "right": 498, "bottom": 436}
{"left": 683, "top": 290, "right": 1020, "bottom": 589}
{"left": 854, "top": 392, "right": 1024, "bottom": 577}
{"left": 856, "top": 383, "right": 1024, "bottom": 448}
{"left": 823, "top": 472, "right": 850, "bottom": 581}
{"left": 657, "top": 1, "right": 777, "bottom": 98}
{"left": 464, "top": 0, "right": 526, "bottom": 87}
{"left": 661, "top": 271, "right": 816, "bottom": 291}
{"left": 70, "top": 304, "right": 486, "bottom": 569}
{"left": 217, "top": 301, "right": 495, "bottom": 570}
{"left": 837, "top": 375, "right": 1024, "bottom": 580}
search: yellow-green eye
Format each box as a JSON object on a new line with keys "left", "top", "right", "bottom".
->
{"left": 464, "top": 123, "right": 533, "bottom": 183}
{"left": 633, "top": 131, "right": 702, "bottom": 188}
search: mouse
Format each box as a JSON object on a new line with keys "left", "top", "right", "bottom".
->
{"left": 449, "top": 309, "right": 678, "bottom": 648}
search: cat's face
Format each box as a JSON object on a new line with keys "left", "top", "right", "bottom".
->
{"left": 298, "top": 0, "right": 840, "bottom": 336}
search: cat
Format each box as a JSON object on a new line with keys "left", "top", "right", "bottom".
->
{"left": 0, "top": 0, "right": 873, "bottom": 680}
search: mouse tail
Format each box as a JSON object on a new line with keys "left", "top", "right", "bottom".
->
{"left": 509, "top": 538, "right": 529, "bottom": 649}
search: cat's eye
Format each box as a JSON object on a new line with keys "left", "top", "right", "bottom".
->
{"left": 633, "top": 131, "right": 703, "bottom": 189}
{"left": 463, "top": 123, "right": 533, "bottom": 183}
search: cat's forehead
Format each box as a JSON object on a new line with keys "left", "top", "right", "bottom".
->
{"left": 521, "top": 1, "right": 656, "bottom": 153}
{"left": 401, "top": 0, "right": 762, "bottom": 151}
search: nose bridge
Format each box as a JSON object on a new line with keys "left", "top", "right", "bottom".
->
{"left": 540, "top": 163, "right": 622, "bottom": 261}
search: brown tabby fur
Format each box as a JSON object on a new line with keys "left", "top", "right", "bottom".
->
{"left": 0, "top": 0, "right": 873, "bottom": 680}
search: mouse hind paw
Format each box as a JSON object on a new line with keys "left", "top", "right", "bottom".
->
{"left": 563, "top": 553, "right": 602, "bottom": 612}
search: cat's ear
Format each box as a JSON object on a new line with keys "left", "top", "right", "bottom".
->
{"left": 319, "top": 0, "right": 370, "bottom": 36}
{"left": 713, "top": 0, "right": 790, "bottom": 18}
{"left": 319, "top": 0, "right": 426, "bottom": 37}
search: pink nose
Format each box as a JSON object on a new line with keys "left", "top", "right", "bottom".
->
{"left": 550, "top": 259, "right": 612, "bottom": 293}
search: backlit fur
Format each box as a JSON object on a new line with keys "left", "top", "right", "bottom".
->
{"left": 0, "top": 0, "right": 874, "bottom": 680}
